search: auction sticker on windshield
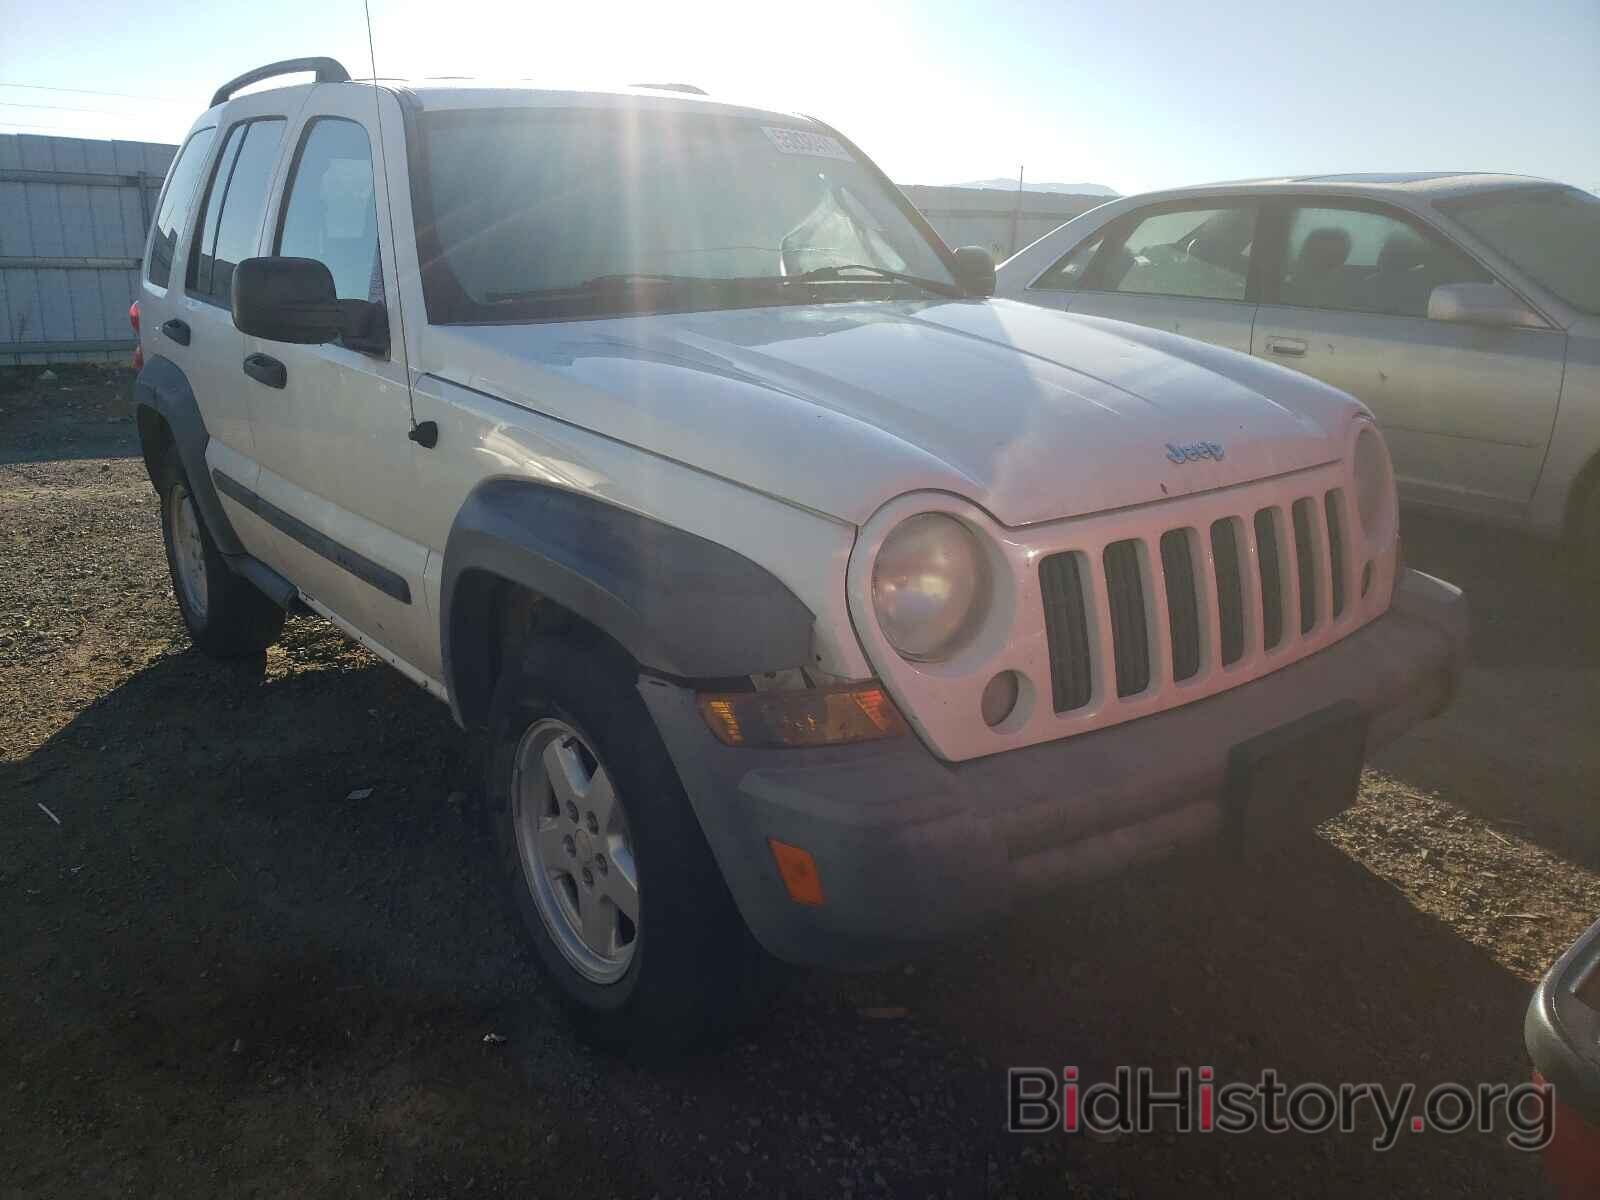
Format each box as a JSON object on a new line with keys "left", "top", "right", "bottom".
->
{"left": 762, "top": 126, "right": 853, "bottom": 161}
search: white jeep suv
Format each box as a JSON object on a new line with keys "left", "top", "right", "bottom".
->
{"left": 132, "top": 58, "right": 1467, "bottom": 1048}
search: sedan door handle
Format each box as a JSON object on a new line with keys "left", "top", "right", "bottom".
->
{"left": 160, "top": 318, "right": 190, "bottom": 346}
{"left": 1265, "top": 336, "right": 1307, "bottom": 357}
{"left": 242, "top": 352, "right": 287, "bottom": 389}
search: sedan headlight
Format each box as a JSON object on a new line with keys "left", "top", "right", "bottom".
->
{"left": 871, "top": 513, "right": 987, "bottom": 661}
{"left": 1352, "top": 424, "right": 1395, "bottom": 539}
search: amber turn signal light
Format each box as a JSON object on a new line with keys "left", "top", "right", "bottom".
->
{"left": 696, "top": 682, "right": 908, "bottom": 749}
{"left": 768, "top": 838, "right": 825, "bottom": 906}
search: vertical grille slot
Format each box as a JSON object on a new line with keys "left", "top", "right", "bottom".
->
{"left": 1254, "top": 508, "right": 1284, "bottom": 651}
{"left": 1291, "top": 498, "right": 1318, "bottom": 634}
{"left": 1210, "top": 518, "right": 1245, "bottom": 666}
{"left": 1324, "top": 490, "right": 1346, "bottom": 618}
{"left": 1160, "top": 529, "right": 1201, "bottom": 682}
{"left": 1039, "top": 552, "right": 1093, "bottom": 712}
{"left": 1103, "top": 540, "right": 1150, "bottom": 697}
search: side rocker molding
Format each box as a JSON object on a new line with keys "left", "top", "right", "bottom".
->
{"left": 132, "top": 354, "right": 244, "bottom": 557}
{"left": 441, "top": 480, "right": 816, "bottom": 728}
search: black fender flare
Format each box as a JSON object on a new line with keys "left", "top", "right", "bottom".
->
{"left": 441, "top": 479, "right": 815, "bottom": 727}
{"left": 132, "top": 354, "right": 243, "bottom": 556}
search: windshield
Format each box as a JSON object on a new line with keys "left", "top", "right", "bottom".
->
{"left": 1436, "top": 185, "right": 1600, "bottom": 314}
{"left": 411, "top": 107, "right": 958, "bottom": 322}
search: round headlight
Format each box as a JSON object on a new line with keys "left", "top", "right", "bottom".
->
{"left": 1353, "top": 425, "right": 1394, "bottom": 538}
{"left": 872, "top": 513, "right": 986, "bottom": 661}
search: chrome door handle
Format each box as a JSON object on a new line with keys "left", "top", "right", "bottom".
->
{"left": 1266, "top": 336, "right": 1307, "bottom": 357}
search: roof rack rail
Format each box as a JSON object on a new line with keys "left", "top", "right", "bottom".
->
{"left": 630, "top": 82, "right": 707, "bottom": 96}
{"left": 211, "top": 57, "right": 351, "bottom": 108}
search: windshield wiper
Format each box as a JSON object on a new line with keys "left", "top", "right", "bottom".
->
{"left": 788, "top": 263, "right": 962, "bottom": 297}
{"left": 485, "top": 274, "right": 724, "bottom": 303}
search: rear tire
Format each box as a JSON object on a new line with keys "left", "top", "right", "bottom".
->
{"left": 486, "top": 633, "right": 776, "bottom": 1053}
{"left": 156, "top": 443, "right": 285, "bottom": 658}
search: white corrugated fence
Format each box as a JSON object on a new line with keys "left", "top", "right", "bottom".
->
{"left": 0, "top": 134, "right": 175, "bottom": 366}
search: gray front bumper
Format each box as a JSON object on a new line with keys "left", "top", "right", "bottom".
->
{"left": 642, "top": 569, "right": 1467, "bottom": 969}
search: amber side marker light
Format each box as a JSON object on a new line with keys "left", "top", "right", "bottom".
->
{"left": 696, "top": 682, "right": 908, "bottom": 749}
{"left": 768, "top": 838, "right": 825, "bottom": 906}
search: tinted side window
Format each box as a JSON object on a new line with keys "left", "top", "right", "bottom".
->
{"left": 1031, "top": 233, "right": 1104, "bottom": 292}
{"left": 276, "top": 119, "right": 384, "bottom": 302}
{"left": 188, "top": 118, "right": 286, "bottom": 304}
{"left": 146, "top": 127, "right": 216, "bottom": 288}
{"left": 1278, "top": 205, "right": 1491, "bottom": 318}
{"left": 189, "top": 123, "right": 246, "bottom": 297}
{"left": 1093, "top": 204, "right": 1257, "bottom": 301}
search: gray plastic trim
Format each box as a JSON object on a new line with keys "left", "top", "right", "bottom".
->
{"left": 441, "top": 479, "right": 814, "bottom": 727}
{"left": 131, "top": 354, "right": 243, "bottom": 556}
{"left": 1526, "top": 916, "right": 1600, "bottom": 1123}
{"left": 211, "top": 470, "right": 411, "bottom": 604}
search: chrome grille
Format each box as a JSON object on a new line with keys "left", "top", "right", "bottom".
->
{"left": 1039, "top": 551, "right": 1093, "bottom": 713}
{"left": 1103, "top": 539, "right": 1150, "bottom": 697}
{"left": 1291, "top": 498, "right": 1318, "bottom": 634}
{"left": 1040, "top": 487, "right": 1354, "bottom": 712}
{"left": 1210, "top": 518, "right": 1245, "bottom": 666}
{"left": 1325, "top": 489, "right": 1346, "bottom": 618}
{"left": 1160, "top": 530, "right": 1201, "bottom": 682}
{"left": 1255, "top": 507, "right": 1285, "bottom": 651}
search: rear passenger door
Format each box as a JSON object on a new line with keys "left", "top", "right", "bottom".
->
{"left": 1048, "top": 198, "right": 1261, "bottom": 352}
{"left": 1251, "top": 199, "right": 1566, "bottom": 514}
{"left": 178, "top": 98, "right": 296, "bottom": 547}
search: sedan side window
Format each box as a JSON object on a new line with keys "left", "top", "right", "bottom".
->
{"left": 1277, "top": 205, "right": 1490, "bottom": 318}
{"left": 1031, "top": 233, "right": 1104, "bottom": 292}
{"left": 276, "top": 118, "right": 384, "bottom": 303}
{"left": 1090, "top": 204, "right": 1257, "bottom": 301}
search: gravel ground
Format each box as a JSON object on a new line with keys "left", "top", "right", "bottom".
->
{"left": 3, "top": 367, "right": 1595, "bottom": 1197}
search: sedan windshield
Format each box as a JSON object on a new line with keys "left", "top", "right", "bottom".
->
{"left": 411, "top": 106, "right": 959, "bottom": 322}
{"left": 1436, "top": 185, "right": 1600, "bottom": 314}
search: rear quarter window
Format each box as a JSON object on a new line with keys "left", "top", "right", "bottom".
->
{"left": 145, "top": 127, "right": 217, "bottom": 289}
{"left": 186, "top": 118, "right": 286, "bottom": 305}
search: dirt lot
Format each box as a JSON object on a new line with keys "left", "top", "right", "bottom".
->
{"left": 3, "top": 367, "right": 1597, "bottom": 1198}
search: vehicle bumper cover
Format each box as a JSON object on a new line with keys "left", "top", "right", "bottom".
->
{"left": 1527, "top": 915, "right": 1600, "bottom": 1197}
{"left": 642, "top": 568, "right": 1467, "bottom": 969}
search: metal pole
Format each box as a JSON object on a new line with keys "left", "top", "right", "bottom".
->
{"left": 1008, "top": 165, "right": 1024, "bottom": 257}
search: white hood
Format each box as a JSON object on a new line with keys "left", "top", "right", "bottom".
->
{"left": 418, "top": 297, "right": 1364, "bottom": 528}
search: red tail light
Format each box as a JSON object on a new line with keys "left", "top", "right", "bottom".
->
{"left": 129, "top": 301, "right": 143, "bottom": 371}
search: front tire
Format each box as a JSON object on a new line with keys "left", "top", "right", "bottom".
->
{"left": 486, "top": 634, "right": 773, "bottom": 1052}
{"left": 157, "top": 444, "right": 285, "bottom": 658}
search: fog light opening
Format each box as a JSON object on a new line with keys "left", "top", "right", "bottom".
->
{"left": 981, "top": 670, "right": 1021, "bottom": 728}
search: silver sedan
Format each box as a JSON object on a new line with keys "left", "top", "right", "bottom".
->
{"left": 994, "top": 174, "right": 1600, "bottom": 568}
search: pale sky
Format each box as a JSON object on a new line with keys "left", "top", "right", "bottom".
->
{"left": 1, "top": 0, "right": 1596, "bottom": 195}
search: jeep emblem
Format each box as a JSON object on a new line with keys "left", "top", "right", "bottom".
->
{"left": 1166, "top": 441, "right": 1225, "bottom": 464}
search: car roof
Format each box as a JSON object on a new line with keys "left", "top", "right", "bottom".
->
{"left": 381, "top": 79, "right": 807, "bottom": 124}
{"left": 199, "top": 77, "right": 811, "bottom": 127}
{"left": 1127, "top": 172, "right": 1561, "bottom": 204}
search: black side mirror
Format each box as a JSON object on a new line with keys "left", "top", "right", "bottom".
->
{"left": 232, "top": 257, "right": 343, "bottom": 344}
{"left": 951, "top": 245, "right": 996, "bottom": 297}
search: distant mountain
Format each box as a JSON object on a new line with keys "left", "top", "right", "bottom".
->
{"left": 951, "top": 178, "right": 1119, "bottom": 197}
